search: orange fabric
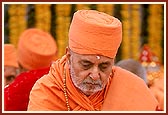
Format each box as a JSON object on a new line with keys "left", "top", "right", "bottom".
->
{"left": 4, "top": 44, "right": 18, "bottom": 68}
{"left": 102, "top": 67, "right": 158, "bottom": 111}
{"left": 28, "top": 55, "right": 109, "bottom": 111}
{"left": 28, "top": 55, "right": 158, "bottom": 111}
{"left": 69, "top": 10, "right": 122, "bottom": 58}
{"left": 18, "top": 28, "right": 57, "bottom": 70}
{"left": 150, "top": 77, "right": 164, "bottom": 110}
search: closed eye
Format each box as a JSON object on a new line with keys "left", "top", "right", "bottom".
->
{"left": 99, "top": 62, "right": 110, "bottom": 71}
{"left": 80, "top": 60, "right": 93, "bottom": 70}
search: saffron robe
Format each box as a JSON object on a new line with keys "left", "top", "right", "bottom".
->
{"left": 28, "top": 55, "right": 158, "bottom": 111}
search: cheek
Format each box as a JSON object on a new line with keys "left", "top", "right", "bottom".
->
{"left": 70, "top": 65, "right": 89, "bottom": 84}
{"left": 103, "top": 67, "right": 113, "bottom": 77}
{"left": 100, "top": 73, "right": 111, "bottom": 85}
{"left": 79, "top": 71, "right": 90, "bottom": 81}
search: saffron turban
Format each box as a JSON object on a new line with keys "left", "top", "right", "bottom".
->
{"left": 4, "top": 44, "right": 19, "bottom": 68}
{"left": 69, "top": 10, "right": 122, "bottom": 58}
{"left": 18, "top": 28, "right": 57, "bottom": 70}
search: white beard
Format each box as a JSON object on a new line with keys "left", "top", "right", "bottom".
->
{"left": 69, "top": 65, "right": 104, "bottom": 96}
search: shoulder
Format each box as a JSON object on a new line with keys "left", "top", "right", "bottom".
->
{"left": 28, "top": 70, "right": 65, "bottom": 110}
{"left": 30, "top": 61, "right": 65, "bottom": 94}
{"left": 102, "top": 66, "right": 158, "bottom": 110}
{"left": 112, "top": 66, "right": 146, "bottom": 85}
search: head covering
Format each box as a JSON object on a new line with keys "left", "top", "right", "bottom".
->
{"left": 18, "top": 28, "right": 57, "bottom": 70}
{"left": 69, "top": 10, "right": 122, "bottom": 58}
{"left": 4, "top": 44, "right": 19, "bottom": 68}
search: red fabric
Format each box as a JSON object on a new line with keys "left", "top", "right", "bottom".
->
{"left": 4, "top": 67, "right": 50, "bottom": 111}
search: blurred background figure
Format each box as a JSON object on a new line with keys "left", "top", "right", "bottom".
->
{"left": 17, "top": 28, "right": 58, "bottom": 73}
{"left": 115, "top": 59, "right": 148, "bottom": 84}
{"left": 4, "top": 44, "right": 19, "bottom": 87}
{"left": 139, "top": 44, "right": 165, "bottom": 110}
{"left": 4, "top": 28, "right": 58, "bottom": 111}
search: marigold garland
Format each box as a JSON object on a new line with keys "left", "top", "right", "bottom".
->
{"left": 96, "top": 4, "right": 114, "bottom": 15}
{"left": 130, "top": 4, "right": 142, "bottom": 60}
{"left": 147, "top": 4, "right": 163, "bottom": 63}
{"left": 121, "top": 4, "right": 142, "bottom": 60}
{"left": 6, "top": 4, "right": 163, "bottom": 64}
{"left": 55, "top": 4, "right": 72, "bottom": 58}
{"left": 35, "top": 4, "right": 51, "bottom": 33}
{"left": 121, "top": 4, "right": 131, "bottom": 59}
{"left": 8, "top": 4, "right": 27, "bottom": 47}
{"left": 76, "top": 4, "right": 90, "bottom": 10}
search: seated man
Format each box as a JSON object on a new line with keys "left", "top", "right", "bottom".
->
{"left": 28, "top": 10, "right": 158, "bottom": 111}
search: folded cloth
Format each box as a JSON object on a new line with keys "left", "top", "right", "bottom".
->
{"left": 18, "top": 28, "right": 57, "bottom": 70}
{"left": 69, "top": 10, "right": 122, "bottom": 58}
{"left": 4, "top": 44, "right": 18, "bottom": 68}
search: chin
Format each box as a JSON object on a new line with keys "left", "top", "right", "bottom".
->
{"left": 83, "top": 90, "right": 99, "bottom": 96}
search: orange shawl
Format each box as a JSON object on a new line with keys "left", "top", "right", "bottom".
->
{"left": 28, "top": 55, "right": 158, "bottom": 111}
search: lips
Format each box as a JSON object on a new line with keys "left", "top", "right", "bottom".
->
{"left": 85, "top": 82, "right": 101, "bottom": 87}
{"left": 87, "top": 82, "right": 98, "bottom": 85}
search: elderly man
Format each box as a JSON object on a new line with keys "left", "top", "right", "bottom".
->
{"left": 28, "top": 10, "right": 158, "bottom": 111}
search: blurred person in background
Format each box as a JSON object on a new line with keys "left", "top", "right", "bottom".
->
{"left": 4, "top": 44, "right": 19, "bottom": 87}
{"left": 115, "top": 59, "right": 148, "bottom": 84}
{"left": 4, "top": 28, "right": 57, "bottom": 111}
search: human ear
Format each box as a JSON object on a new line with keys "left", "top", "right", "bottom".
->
{"left": 65, "top": 47, "right": 71, "bottom": 64}
{"left": 66, "top": 47, "right": 70, "bottom": 58}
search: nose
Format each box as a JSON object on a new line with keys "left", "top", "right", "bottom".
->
{"left": 90, "top": 66, "right": 100, "bottom": 80}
